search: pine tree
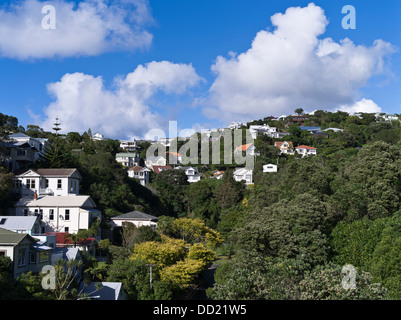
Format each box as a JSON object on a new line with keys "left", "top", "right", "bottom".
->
{"left": 41, "top": 118, "right": 70, "bottom": 168}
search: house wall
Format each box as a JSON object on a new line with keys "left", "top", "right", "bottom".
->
{"left": 111, "top": 219, "right": 157, "bottom": 230}
{"left": 12, "top": 238, "right": 32, "bottom": 279}
{"left": 16, "top": 206, "right": 101, "bottom": 234}
{"left": 14, "top": 176, "right": 80, "bottom": 196}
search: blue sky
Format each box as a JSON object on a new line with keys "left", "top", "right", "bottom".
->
{"left": 0, "top": 0, "right": 400, "bottom": 139}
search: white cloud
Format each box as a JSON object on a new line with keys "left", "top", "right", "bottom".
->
{"left": 338, "top": 98, "right": 382, "bottom": 114}
{"left": 39, "top": 61, "right": 203, "bottom": 139}
{"left": 0, "top": 0, "right": 153, "bottom": 60}
{"left": 206, "top": 3, "right": 395, "bottom": 123}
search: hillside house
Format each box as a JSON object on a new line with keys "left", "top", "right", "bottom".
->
{"left": 145, "top": 156, "right": 167, "bottom": 169}
{"left": 0, "top": 228, "right": 53, "bottom": 279}
{"left": 235, "top": 143, "right": 259, "bottom": 156}
{"left": 233, "top": 167, "right": 253, "bottom": 185}
{"left": 263, "top": 164, "right": 278, "bottom": 173}
{"left": 127, "top": 166, "right": 151, "bottom": 186}
{"left": 13, "top": 168, "right": 82, "bottom": 197}
{"left": 116, "top": 153, "right": 140, "bottom": 168}
{"left": 295, "top": 145, "right": 317, "bottom": 157}
{"left": 175, "top": 166, "right": 201, "bottom": 183}
{"left": 249, "top": 124, "right": 277, "bottom": 139}
{"left": 110, "top": 211, "right": 158, "bottom": 230}
{"left": 274, "top": 141, "right": 294, "bottom": 155}
{"left": 14, "top": 195, "right": 101, "bottom": 234}
{"left": 119, "top": 140, "right": 138, "bottom": 152}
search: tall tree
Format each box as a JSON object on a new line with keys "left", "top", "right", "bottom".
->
{"left": 41, "top": 118, "right": 70, "bottom": 168}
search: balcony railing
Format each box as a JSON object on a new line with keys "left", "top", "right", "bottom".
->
{"left": 39, "top": 188, "right": 54, "bottom": 195}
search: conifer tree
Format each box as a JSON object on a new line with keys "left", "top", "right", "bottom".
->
{"left": 41, "top": 118, "right": 70, "bottom": 168}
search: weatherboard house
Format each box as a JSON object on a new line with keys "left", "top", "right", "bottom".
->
{"left": 110, "top": 211, "right": 158, "bottom": 230}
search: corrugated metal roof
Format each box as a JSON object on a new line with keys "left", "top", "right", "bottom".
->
{"left": 111, "top": 211, "right": 158, "bottom": 221}
{"left": 0, "top": 216, "right": 38, "bottom": 231}
{"left": 80, "top": 282, "right": 124, "bottom": 300}
{"left": 14, "top": 195, "right": 97, "bottom": 208}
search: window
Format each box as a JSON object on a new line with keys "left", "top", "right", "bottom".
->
{"left": 23, "top": 209, "right": 28, "bottom": 216}
{"left": 45, "top": 179, "right": 49, "bottom": 188}
{"left": 29, "top": 252, "right": 36, "bottom": 264}
{"left": 57, "top": 179, "right": 62, "bottom": 189}
{"left": 34, "top": 209, "right": 43, "bottom": 220}
{"left": 64, "top": 227, "right": 69, "bottom": 233}
{"left": 14, "top": 180, "right": 22, "bottom": 188}
{"left": 18, "top": 249, "right": 26, "bottom": 267}
{"left": 26, "top": 179, "right": 36, "bottom": 189}
{"left": 65, "top": 209, "right": 70, "bottom": 221}
{"left": 49, "top": 209, "right": 54, "bottom": 220}
{"left": 39, "top": 252, "right": 49, "bottom": 263}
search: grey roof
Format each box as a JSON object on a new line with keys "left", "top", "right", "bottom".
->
{"left": 14, "top": 195, "right": 97, "bottom": 208}
{"left": 52, "top": 247, "right": 80, "bottom": 264}
{"left": 9, "top": 133, "right": 30, "bottom": 138}
{"left": 0, "top": 216, "right": 38, "bottom": 232}
{"left": 79, "top": 282, "right": 124, "bottom": 300}
{"left": 111, "top": 211, "right": 158, "bottom": 221}
{"left": 16, "top": 168, "right": 81, "bottom": 179}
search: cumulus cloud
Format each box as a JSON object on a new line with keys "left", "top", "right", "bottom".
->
{"left": 39, "top": 61, "right": 203, "bottom": 139}
{"left": 206, "top": 3, "right": 396, "bottom": 123}
{"left": 0, "top": 0, "right": 153, "bottom": 60}
{"left": 338, "top": 98, "right": 382, "bottom": 114}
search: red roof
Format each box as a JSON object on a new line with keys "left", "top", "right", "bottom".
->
{"left": 46, "top": 232, "right": 96, "bottom": 247}
{"left": 128, "top": 166, "right": 145, "bottom": 172}
{"left": 296, "top": 145, "right": 316, "bottom": 150}
{"left": 275, "top": 141, "right": 294, "bottom": 149}
{"left": 236, "top": 143, "right": 253, "bottom": 152}
{"left": 152, "top": 166, "right": 172, "bottom": 174}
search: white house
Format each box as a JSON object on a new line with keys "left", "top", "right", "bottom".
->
{"left": 375, "top": 113, "right": 399, "bottom": 122}
{"left": 8, "top": 133, "right": 49, "bottom": 160}
{"left": 110, "top": 211, "right": 158, "bottom": 230}
{"left": 127, "top": 166, "right": 151, "bottom": 186}
{"left": 116, "top": 153, "right": 140, "bottom": 168}
{"left": 295, "top": 145, "right": 317, "bottom": 157}
{"left": 263, "top": 164, "right": 278, "bottom": 173}
{"left": 233, "top": 168, "right": 253, "bottom": 185}
{"left": 228, "top": 121, "right": 245, "bottom": 130}
{"left": 91, "top": 133, "right": 107, "bottom": 141}
{"left": 14, "top": 195, "right": 101, "bottom": 234}
{"left": 13, "top": 168, "right": 82, "bottom": 197}
{"left": 175, "top": 166, "right": 201, "bottom": 183}
{"left": 119, "top": 140, "right": 138, "bottom": 152}
{"left": 274, "top": 141, "right": 294, "bottom": 155}
{"left": 145, "top": 156, "right": 167, "bottom": 169}
{"left": 211, "top": 170, "right": 224, "bottom": 180}
{"left": 249, "top": 124, "right": 277, "bottom": 139}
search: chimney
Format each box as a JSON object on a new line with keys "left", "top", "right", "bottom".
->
{"left": 33, "top": 190, "right": 38, "bottom": 201}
